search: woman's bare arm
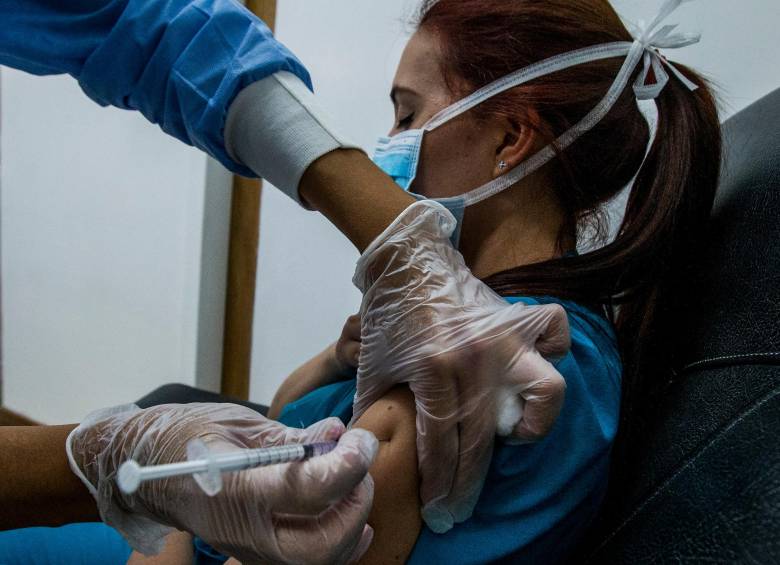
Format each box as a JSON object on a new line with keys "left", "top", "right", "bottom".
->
{"left": 127, "top": 531, "right": 194, "bottom": 565}
{"left": 144, "top": 385, "right": 421, "bottom": 565}
{"left": 353, "top": 386, "right": 421, "bottom": 564}
{"left": 0, "top": 424, "right": 99, "bottom": 529}
{"left": 268, "top": 343, "right": 345, "bottom": 420}
{"left": 270, "top": 314, "right": 362, "bottom": 420}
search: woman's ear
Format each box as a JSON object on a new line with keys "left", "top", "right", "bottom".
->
{"left": 493, "top": 109, "right": 541, "bottom": 178}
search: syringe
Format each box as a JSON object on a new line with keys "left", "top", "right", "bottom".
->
{"left": 118, "top": 439, "right": 338, "bottom": 496}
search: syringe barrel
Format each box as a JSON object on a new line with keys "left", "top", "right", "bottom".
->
{"left": 119, "top": 440, "right": 339, "bottom": 493}
{"left": 137, "top": 460, "right": 210, "bottom": 482}
{"left": 217, "top": 443, "right": 308, "bottom": 473}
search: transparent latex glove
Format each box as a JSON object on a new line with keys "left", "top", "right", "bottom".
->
{"left": 66, "top": 403, "right": 378, "bottom": 564}
{"left": 335, "top": 313, "right": 362, "bottom": 372}
{"left": 351, "top": 200, "right": 570, "bottom": 533}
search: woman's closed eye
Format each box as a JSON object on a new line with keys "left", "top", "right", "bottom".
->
{"left": 397, "top": 112, "right": 415, "bottom": 130}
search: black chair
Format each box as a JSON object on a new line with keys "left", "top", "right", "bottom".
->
{"left": 136, "top": 383, "right": 268, "bottom": 416}
{"left": 139, "top": 87, "right": 780, "bottom": 564}
{"left": 577, "top": 88, "right": 780, "bottom": 563}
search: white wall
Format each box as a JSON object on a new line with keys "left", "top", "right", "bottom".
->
{"left": 249, "top": 0, "right": 780, "bottom": 405}
{"left": 0, "top": 69, "right": 214, "bottom": 423}
{"left": 1, "top": 0, "right": 776, "bottom": 421}
{"left": 613, "top": 0, "right": 780, "bottom": 118}
{"left": 249, "top": 0, "right": 416, "bottom": 405}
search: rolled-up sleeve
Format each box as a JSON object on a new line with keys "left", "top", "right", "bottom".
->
{"left": 0, "top": 0, "right": 311, "bottom": 175}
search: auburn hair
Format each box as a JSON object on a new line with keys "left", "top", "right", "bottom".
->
{"left": 415, "top": 0, "right": 722, "bottom": 474}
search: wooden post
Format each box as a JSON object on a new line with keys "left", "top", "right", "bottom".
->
{"left": 220, "top": 0, "right": 277, "bottom": 399}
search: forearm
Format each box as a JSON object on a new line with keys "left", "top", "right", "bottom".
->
{"left": 269, "top": 343, "right": 347, "bottom": 419}
{"left": 225, "top": 73, "right": 414, "bottom": 252}
{"left": 299, "top": 149, "right": 415, "bottom": 252}
{"left": 0, "top": 425, "right": 99, "bottom": 530}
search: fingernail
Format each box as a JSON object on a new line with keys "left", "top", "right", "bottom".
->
{"left": 421, "top": 503, "right": 454, "bottom": 534}
{"left": 321, "top": 417, "right": 347, "bottom": 440}
{"left": 451, "top": 500, "right": 476, "bottom": 523}
{"left": 344, "top": 428, "right": 379, "bottom": 464}
{"left": 349, "top": 524, "right": 374, "bottom": 563}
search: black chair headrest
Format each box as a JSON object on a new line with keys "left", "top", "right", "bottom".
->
{"left": 579, "top": 87, "right": 780, "bottom": 565}
{"left": 676, "top": 87, "right": 780, "bottom": 374}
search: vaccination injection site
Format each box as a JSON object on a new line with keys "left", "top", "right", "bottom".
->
{"left": 0, "top": 0, "right": 778, "bottom": 563}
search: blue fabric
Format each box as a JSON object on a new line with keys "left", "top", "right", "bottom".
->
{"left": 194, "top": 295, "right": 621, "bottom": 563}
{"left": 5, "top": 294, "right": 615, "bottom": 564}
{"left": 193, "top": 536, "right": 230, "bottom": 565}
{"left": 274, "top": 296, "right": 622, "bottom": 564}
{"left": 0, "top": 0, "right": 312, "bottom": 176}
{"left": 0, "top": 523, "right": 131, "bottom": 565}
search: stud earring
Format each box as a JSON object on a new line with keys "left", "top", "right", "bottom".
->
{"left": 498, "top": 160, "right": 507, "bottom": 171}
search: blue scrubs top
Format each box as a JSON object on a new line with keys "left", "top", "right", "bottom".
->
{"left": 0, "top": 295, "right": 620, "bottom": 564}
{"left": 274, "top": 296, "right": 622, "bottom": 564}
{"left": 0, "top": 522, "right": 131, "bottom": 565}
{"left": 192, "top": 295, "right": 621, "bottom": 564}
{"left": 0, "top": 0, "right": 311, "bottom": 176}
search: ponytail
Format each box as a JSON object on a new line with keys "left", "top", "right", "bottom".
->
{"left": 419, "top": 0, "right": 723, "bottom": 474}
{"left": 611, "top": 66, "right": 722, "bottom": 444}
{"left": 484, "top": 66, "right": 722, "bottom": 450}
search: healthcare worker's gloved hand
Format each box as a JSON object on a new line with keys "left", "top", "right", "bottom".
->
{"left": 335, "top": 313, "right": 362, "bottom": 371}
{"left": 351, "top": 200, "right": 570, "bottom": 534}
{"left": 66, "top": 403, "right": 378, "bottom": 564}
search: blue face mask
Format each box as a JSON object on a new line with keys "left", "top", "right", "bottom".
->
{"left": 371, "top": 3, "right": 700, "bottom": 249}
{"left": 372, "top": 129, "right": 468, "bottom": 247}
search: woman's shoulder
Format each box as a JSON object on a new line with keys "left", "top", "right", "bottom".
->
{"left": 408, "top": 294, "right": 623, "bottom": 564}
{"left": 492, "top": 294, "right": 622, "bottom": 504}
{"left": 505, "top": 295, "right": 617, "bottom": 346}
{"left": 504, "top": 294, "right": 622, "bottom": 381}
{"left": 277, "top": 378, "right": 357, "bottom": 429}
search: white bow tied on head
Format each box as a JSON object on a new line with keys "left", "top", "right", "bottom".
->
{"left": 628, "top": 0, "right": 702, "bottom": 100}
{"left": 392, "top": 0, "right": 704, "bottom": 210}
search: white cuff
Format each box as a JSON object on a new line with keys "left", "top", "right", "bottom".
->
{"left": 225, "top": 72, "right": 362, "bottom": 208}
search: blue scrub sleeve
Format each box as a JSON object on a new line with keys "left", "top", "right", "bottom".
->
{"left": 0, "top": 523, "right": 132, "bottom": 565}
{"left": 0, "top": 0, "right": 312, "bottom": 176}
